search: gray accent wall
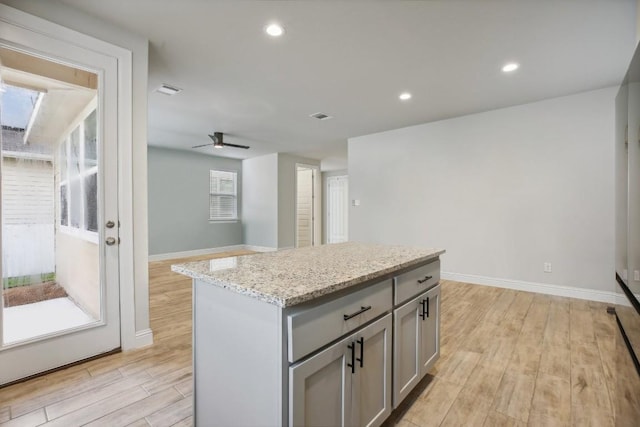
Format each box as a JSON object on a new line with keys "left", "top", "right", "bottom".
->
{"left": 349, "top": 87, "right": 616, "bottom": 293}
{"left": 148, "top": 146, "right": 243, "bottom": 255}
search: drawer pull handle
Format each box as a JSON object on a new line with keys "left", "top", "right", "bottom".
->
{"left": 417, "top": 275, "right": 433, "bottom": 284}
{"left": 343, "top": 305, "right": 372, "bottom": 321}
{"left": 419, "top": 299, "right": 426, "bottom": 320}
{"left": 356, "top": 337, "right": 364, "bottom": 368}
{"left": 347, "top": 342, "right": 355, "bottom": 373}
{"left": 426, "top": 296, "right": 430, "bottom": 318}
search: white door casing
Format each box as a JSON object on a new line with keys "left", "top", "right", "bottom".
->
{"left": 0, "top": 4, "right": 135, "bottom": 385}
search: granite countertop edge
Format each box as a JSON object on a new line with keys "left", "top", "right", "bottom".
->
{"left": 171, "top": 248, "right": 444, "bottom": 308}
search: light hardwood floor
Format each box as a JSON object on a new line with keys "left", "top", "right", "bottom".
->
{"left": 0, "top": 252, "right": 619, "bottom": 426}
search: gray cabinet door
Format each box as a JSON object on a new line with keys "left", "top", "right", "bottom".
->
{"left": 392, "top": 293, "right": 422, "bottom": 408}
{"left": 290, "top": 314, "right": 393, "bottom": 427}
{"left": 290, "top": 332, "right": 355, "bottom": 427}
{"left": 392, "top": 284, "right": 441, "bottom": 407}
{"left": 354, "top": 314, "right": 392, "bottom": 427}
{"left": 420, "top": 284, "right": 440, "bottom": 376}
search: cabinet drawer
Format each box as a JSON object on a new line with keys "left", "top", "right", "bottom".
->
{"left": 287, "top": 279, "right": 392, "bottom": 363}
{"left": 394, "top": 259, "right": 440, "bottom": 306}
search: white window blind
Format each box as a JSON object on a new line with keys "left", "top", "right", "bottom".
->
{"left": 210, "top": 170, "right": 237, "bottom": 221}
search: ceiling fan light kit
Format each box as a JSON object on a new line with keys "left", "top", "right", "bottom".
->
{"left": 191, "top": 132, "right": 250, "bottom": 150}
{"left": 210, "top": 132, "right": 225, "bottom": 149}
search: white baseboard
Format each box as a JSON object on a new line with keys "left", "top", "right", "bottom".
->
{"left": 148, "top": 245, "right": 247, "bottom": 262}
{"left": 245, "top": 245, "right": 277, "bottom": 252}
{"left": 122, "top": 328, "right": 153, "bottom": 350}
{"left": 441, "top": 272, "right": 616, "bottom": 304}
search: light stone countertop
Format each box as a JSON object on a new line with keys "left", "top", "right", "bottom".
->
{"left": 171, "top": 242, "right": 445, "bottom": 307}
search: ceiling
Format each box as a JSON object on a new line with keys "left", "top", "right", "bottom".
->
{"left": 55, "top": 0, "right": 635, "bottom": 170}
{"left": 0, "top": 49, "right": 96, "bottom": 149}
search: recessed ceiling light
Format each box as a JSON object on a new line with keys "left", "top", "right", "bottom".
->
{"left": 399, "top": 92, "right": 412, "bottom": 101}
{"left": 265, "top": 23, "right": 284, "bottom": 37}
{"left": 502, "top": 62, "right": 520, "bottom": 73}
{"left": 155, "top": 84, "right": 182, "bottom": 96}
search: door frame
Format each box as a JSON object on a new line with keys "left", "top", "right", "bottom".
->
{"left": 294, "top": 163, "right": 321, "bottom": 247}
{"left": 0, "top": 4, "right": 139, "bottom": 350}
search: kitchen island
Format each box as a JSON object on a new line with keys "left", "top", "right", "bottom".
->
{"left": 172, "top": 242, "right": 445, "bottom": 427}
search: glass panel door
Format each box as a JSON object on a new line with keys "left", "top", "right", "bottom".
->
{"left": 0, "top": 15, "right": 121, "bottom": 385}
{"left": 2, "top": 73, "right": 100, "bottom": 344}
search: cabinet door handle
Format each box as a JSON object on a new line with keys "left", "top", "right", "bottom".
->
{"left": 417, "top": 275, "right": 433, "bottom": 284}
{"left": 426, "top": 296, "right": 430, "bottom": 318}
{"left": 343, "top": 305, "right": 372, "bottom": 321}
{"left": 347, "top": 342, "right": 355, "bottom": 374}
{"left": 356, "top": 337, "right": 364, "bottom": 368}
{"left": 419, "top": 300, "right": 426, "bottom": 320}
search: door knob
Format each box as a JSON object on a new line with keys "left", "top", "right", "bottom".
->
{"left": 105, "top": 237, "right": 117, "bottom": 246}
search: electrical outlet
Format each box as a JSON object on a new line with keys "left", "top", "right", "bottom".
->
{"left": 543, "top": 262, "right": 552, "bottom": 273}
{"left": 635, "top": 270, "right": 640, "bottom": 281}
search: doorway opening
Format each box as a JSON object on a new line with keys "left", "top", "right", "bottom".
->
{"left": 296, "top": 164, "right": 320, "bottom": 248}
{"left": 1, "top": 48, "right": 99, "bottom": 345}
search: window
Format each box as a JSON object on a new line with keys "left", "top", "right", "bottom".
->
{"left": 1, "top": 85, "right": 40, "bottom": 129}
{"left": 59, "top": 107, "right": 98, "bottom": 241}
{"left": 210, "top": 170, "right": 237, "bottom": 221}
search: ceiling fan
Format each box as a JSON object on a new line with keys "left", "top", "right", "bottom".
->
{"left": 192, "top": 132, "right": 250, "bottom": 150}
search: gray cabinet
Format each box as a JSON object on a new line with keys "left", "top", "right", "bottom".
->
{"left": 356, "top": 314, "right": 393, "bottom": 427}
{"left": 289, "top": 332, "right": 354, "bottom": 427}
{"left": 189, "top": 255, "right": 441, "bottom": 426}
{"left": 394, "top": 258, "right": 440, "bottom": 305}
{"left": 290, "top": 314, "right": 392, "bottom": 427}
{"left": 287, "top": 280, "right": 392, "bottom": 363}
{"left": 420, "top": 284, "right": 440, "bottom": 374}
{"left": 392, "top": 284, "right": 440, "bottom": 407}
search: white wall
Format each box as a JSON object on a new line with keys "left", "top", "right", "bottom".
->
{"left": 349, "top": 87, "right": 616, "bottom": 294}
{"left": 1, "top": 158, "right": 54, "bottom": 277}
{"left": 277, "top": 154, "right": 320, "bottom": 249}
{"left": 2, "top": 0, "right": 151, "bottom": 346}
{"left": 627, "top": 82, "right": 640, "bottom": 290}
{"left": 636, "top": 0, "right": 640, "bottom": 44}
{"left": 242, "top": 153, "right": 320, "bottom": 249}
{"left": 243, "top": 154, "right": 278, "bottom": 248}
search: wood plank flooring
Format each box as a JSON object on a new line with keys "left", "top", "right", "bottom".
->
{"left": 0, "top": 252, "right": 621, "bottom": 426}
{"left": 388, "top": 281, "right": 619, "bottom": 427}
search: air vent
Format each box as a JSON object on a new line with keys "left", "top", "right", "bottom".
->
{"left": 310, "top": 112, "right": 333, "bottom": 120}
{"left": 155, "top": 84, "right": 182, "bottom": 96}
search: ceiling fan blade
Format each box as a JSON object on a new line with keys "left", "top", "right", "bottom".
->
{"left": 192, "top": 143, "right": 214, "bottom": 148}
{"left": 221, "top": 142, "right": 250, "bottom": 149}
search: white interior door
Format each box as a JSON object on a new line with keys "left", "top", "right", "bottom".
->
{"left": 0, "top": 14, "right": 121, "bottom": 386}
{"left": 327, "top": 175, "right": 349, "bottom": 243}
